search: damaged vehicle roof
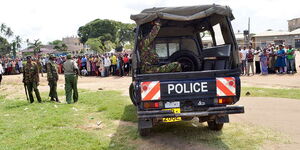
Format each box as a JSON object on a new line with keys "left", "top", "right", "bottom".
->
{"left": 130, "top": 4, "right": 234, "bottom": 25}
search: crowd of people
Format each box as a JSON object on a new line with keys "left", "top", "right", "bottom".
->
{"left": 239, "top": 44, "right": 298, "bottom": 75}
{"left": 0, "top": 53, "right": 132, "bottom": 77}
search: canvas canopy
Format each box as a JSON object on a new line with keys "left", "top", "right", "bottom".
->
{"left": 131, "top": 4, "right": 234, "bottom": 25}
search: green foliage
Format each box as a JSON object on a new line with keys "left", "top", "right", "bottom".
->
{"left": 86, "top": 38, "right": 103, "bottom": 53}
{"left": 49, "top": 40, "right": 68, "bottom": 51}
{"left": 78, "top": 19, "right": 135, "bottom": 53}
{"left": 241, "top": 87, "right": 300, "bottom": 99}
{"left": 27, "top": 39, "right": 43, "bottom": 55}
{"left": 0, "top": 36, "right": 11, "bottom": 55}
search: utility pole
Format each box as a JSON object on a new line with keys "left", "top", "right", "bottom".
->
{"left": 248, "top": 17, "right": 251, "bottom": 47}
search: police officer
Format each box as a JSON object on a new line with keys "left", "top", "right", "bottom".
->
{"left": 139, "top": 19, "right": 181, "bottom": 73}
{"left": 47, "top": 54, "right": 60, "bottom": 103}
{"left": 63, "top": 54, "right": 79, "bottom": 104}
{"left": 23, "top": 56, "right": 42, "bottom": 103}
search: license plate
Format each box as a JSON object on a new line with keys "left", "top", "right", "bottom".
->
{"left": 165, "top": 101, "right": 180, "bottom": 108}
{"left": 162, "top": 108, "right": 181, "bottom": 122}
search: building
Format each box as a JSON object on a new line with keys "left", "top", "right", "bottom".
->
{"left": 252, "top": 29, "right": 300, "bottom": 49}
{"left": 62, "top": 36, "right": 83, "bottom": 54}
{"left": 202, "top": 32, "right": 246, "bottom": 48}
{"left": 288, "top": 18, "right": 300, "bottom": 32}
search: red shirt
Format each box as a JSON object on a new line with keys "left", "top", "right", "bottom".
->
{"left": 123, "top": 57, "right": 129, "bottom": 63}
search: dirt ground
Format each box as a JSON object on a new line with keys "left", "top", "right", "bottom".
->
{"left": 1, "top": 72, "right": 300, "bottom": 149}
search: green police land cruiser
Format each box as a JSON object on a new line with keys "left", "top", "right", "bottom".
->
{"left": 129, "top": 4, "right": 244, "bottom": 136}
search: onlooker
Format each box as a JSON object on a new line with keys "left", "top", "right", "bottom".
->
{"left": 110, "top": 54, "right": 117, "bottom": 75}
{"left": 254, "top": 47, "right": 261, "bottom": 74}
{"left": 246, "top": 50, "right": 254, "bottom": 76}
{"left": 286, "top": 45, "right": 295, "bottom": 74}
{"left": 260, "top": 49, "right": 269, "bottom": 75}
{"left": 275, "top": 45, "right": 286, "bottom": 74}
{"left": 123, "top": 54, "right": 130, "bottom": 76}
{"left": 240, "top": 47, "right": 248, "bottom": 75}
{"left": 0, "top": 62, "right": 4, "bottom": 86}
{"left": 104, "top": 55, "right": 111, "bottom": 77}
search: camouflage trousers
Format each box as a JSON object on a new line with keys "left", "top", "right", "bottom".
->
{"left": 26, "top": 82, "right": 42, "bottom": 103}
{"left": 48, "top": 80, "right": 58, "bottom": 99}
{"left": 144, "top": 62, "right": 182, "bottom": 73}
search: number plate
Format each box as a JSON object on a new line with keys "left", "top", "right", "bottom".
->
{"left": 162, "top": 108, "right": 181, "bottom": 122}
{"left": 165, "top": 101, "right": 180, "bottom": 108}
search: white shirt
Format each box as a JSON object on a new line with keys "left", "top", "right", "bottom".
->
{"left": 0, "top": 64, "right": 4, "bottom": 74}
{"left": 240, "top": 49, "right": 248, "bottom": 60}
{"left": 18, "top": 60, "right": 23, "bottom": 68}
{"left": 104, "top": 57, "right": 111, "bottom": 67}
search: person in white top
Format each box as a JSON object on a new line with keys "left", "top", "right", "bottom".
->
{"left": 18, "top": 59, "right": 23, "bottom": 73}
{"left": 253, "top": 47, "right": 261, "bottom": 74}
{"left": 0, "top": 62, "right": 4, "bottom": 86}
{"left": 104, "top": 55, "right": 111, "bottom": 77}
{"left": 240, "top": 47, "right": 248, "bottom": 75}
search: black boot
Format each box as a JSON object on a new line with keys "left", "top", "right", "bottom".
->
{"left": 55, "top": 98, "right": 61, "bottom": 103}
{"left": 50, "top": 97, "right": 55, "bottom": 102}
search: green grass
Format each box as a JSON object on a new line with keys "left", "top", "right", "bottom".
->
{"left": 0, "top": 89, "right": 289, "bottom": 150}
{"left": 242, "top": 87, "right": 300, "bottom": 99}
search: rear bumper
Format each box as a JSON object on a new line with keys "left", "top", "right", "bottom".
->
{"left": 138, "top": 105, "right": 244, "bottom": 119}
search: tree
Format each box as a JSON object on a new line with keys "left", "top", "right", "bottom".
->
{"left": 86, "top": 38, "right": 103, "bottom": 53}
{"left": 77, "top": 19, "right": 135, "bottom": 53}
{"left": 49, "top": 40, "right": 68, "bottom": 51}
{"left": 5, "top": 27, "right": 13, "bottom": 38}
{"left": 28, "top": 39, "right": 42, "bottom": 55}
{"left": 0, "top": 23, "right": 6, "bottom": 34}
{"left": 0, "top": 36, "right": 11, "bottom": 55}
{"left": 11, "top": 35, "right": 22, "bottom": 58}
{"left": 116, "top": 23, "right": 135, "bottom": 47}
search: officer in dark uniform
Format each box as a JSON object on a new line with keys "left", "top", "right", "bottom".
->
{"left": 23, "top": 56, "right": 42, "bottom": 103}
{"left": 47, "top": 54, "right": 60, "bottom": 103}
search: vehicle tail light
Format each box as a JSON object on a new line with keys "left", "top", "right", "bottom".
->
{"left": 217, "top": 97, "right": 233, "bottom": 104}
{"left": 143, "top": 102, "right": 162, "bottom": 109}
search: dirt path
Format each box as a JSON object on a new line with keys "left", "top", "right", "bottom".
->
{"left": 231, "top": 97, "right": 300, "bottom": 149}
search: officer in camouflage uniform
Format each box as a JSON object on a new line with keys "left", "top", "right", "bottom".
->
{"left": 63, "top": 54, "right": 79, "bottom": 104}
{"left": 23, "top": 56, "right": 42, "bottom": 103}
{"left": 47, "top": 54, "right": 60, "bottom": 103}
{"left": 139, "top": 20, "right": 181, "bottom": 73}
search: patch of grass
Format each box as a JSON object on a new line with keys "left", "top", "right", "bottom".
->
{"left": 0, "top": 89, "right": 290, "bottom": 150}
{"left": 0, "top": 90, "right": 136, "bottom": 150}
{"left": 242, "top": 87, "right": 300, "bottom": 99}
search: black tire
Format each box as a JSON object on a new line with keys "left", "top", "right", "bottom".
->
{"left": 207, "top": 121, "right": 224, "bottom": 131}
{"left": 129, "top": 83, "right": 137, "bottom": 106}
{"left": 139, "top": 128, "right": 151, "bottom": 137}
{"left": 170, "top": 50, "right": 201, "bottom": 72}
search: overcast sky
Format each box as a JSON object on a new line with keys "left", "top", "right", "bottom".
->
{"left": 1, "top": 0, "right": 300, "bottom": 48}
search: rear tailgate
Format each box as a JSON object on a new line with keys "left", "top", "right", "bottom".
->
{"left": 140, "top": 77, "right": 238, "bottom": 103}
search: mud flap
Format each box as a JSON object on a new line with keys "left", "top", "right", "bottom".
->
{"left": 215, "top": 115, "right": 229, "bottom": 124}
{"left": 138, "top": 118, "right": 153, "bottom": 129}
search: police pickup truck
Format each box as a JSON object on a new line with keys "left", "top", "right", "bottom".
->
{"left": 130, "top": 4, "right": 244, "bottom": 136}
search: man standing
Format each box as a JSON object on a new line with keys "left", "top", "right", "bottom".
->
{"left": 47, "top": 54, "right": 60, "bottom": 102}
{"left": 0, "top": 61, "right": 4, "bottom": 87}
{"left": 240, "top": 47, "right": 248, "bottom": 75}
{"left": 110, "top": 54, "right": 117, "bottom": 75}
{"left": 63, "top": 54, "right": 79, "bottom": 104}
{"left": 286, "top": 45, "right": 295, "bottom": 74}
{"left": 23, "top": 56, "right": 42, "bottom": 103}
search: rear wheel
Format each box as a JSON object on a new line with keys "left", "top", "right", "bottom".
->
{"left": 139, "top": 128, "right": 151, "bottom": 137}
{"left": 207, "top": 121, "right": 224, "bottom": 131}
{"left": 129, "top": 83, "right": 137, "bottom": 106}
